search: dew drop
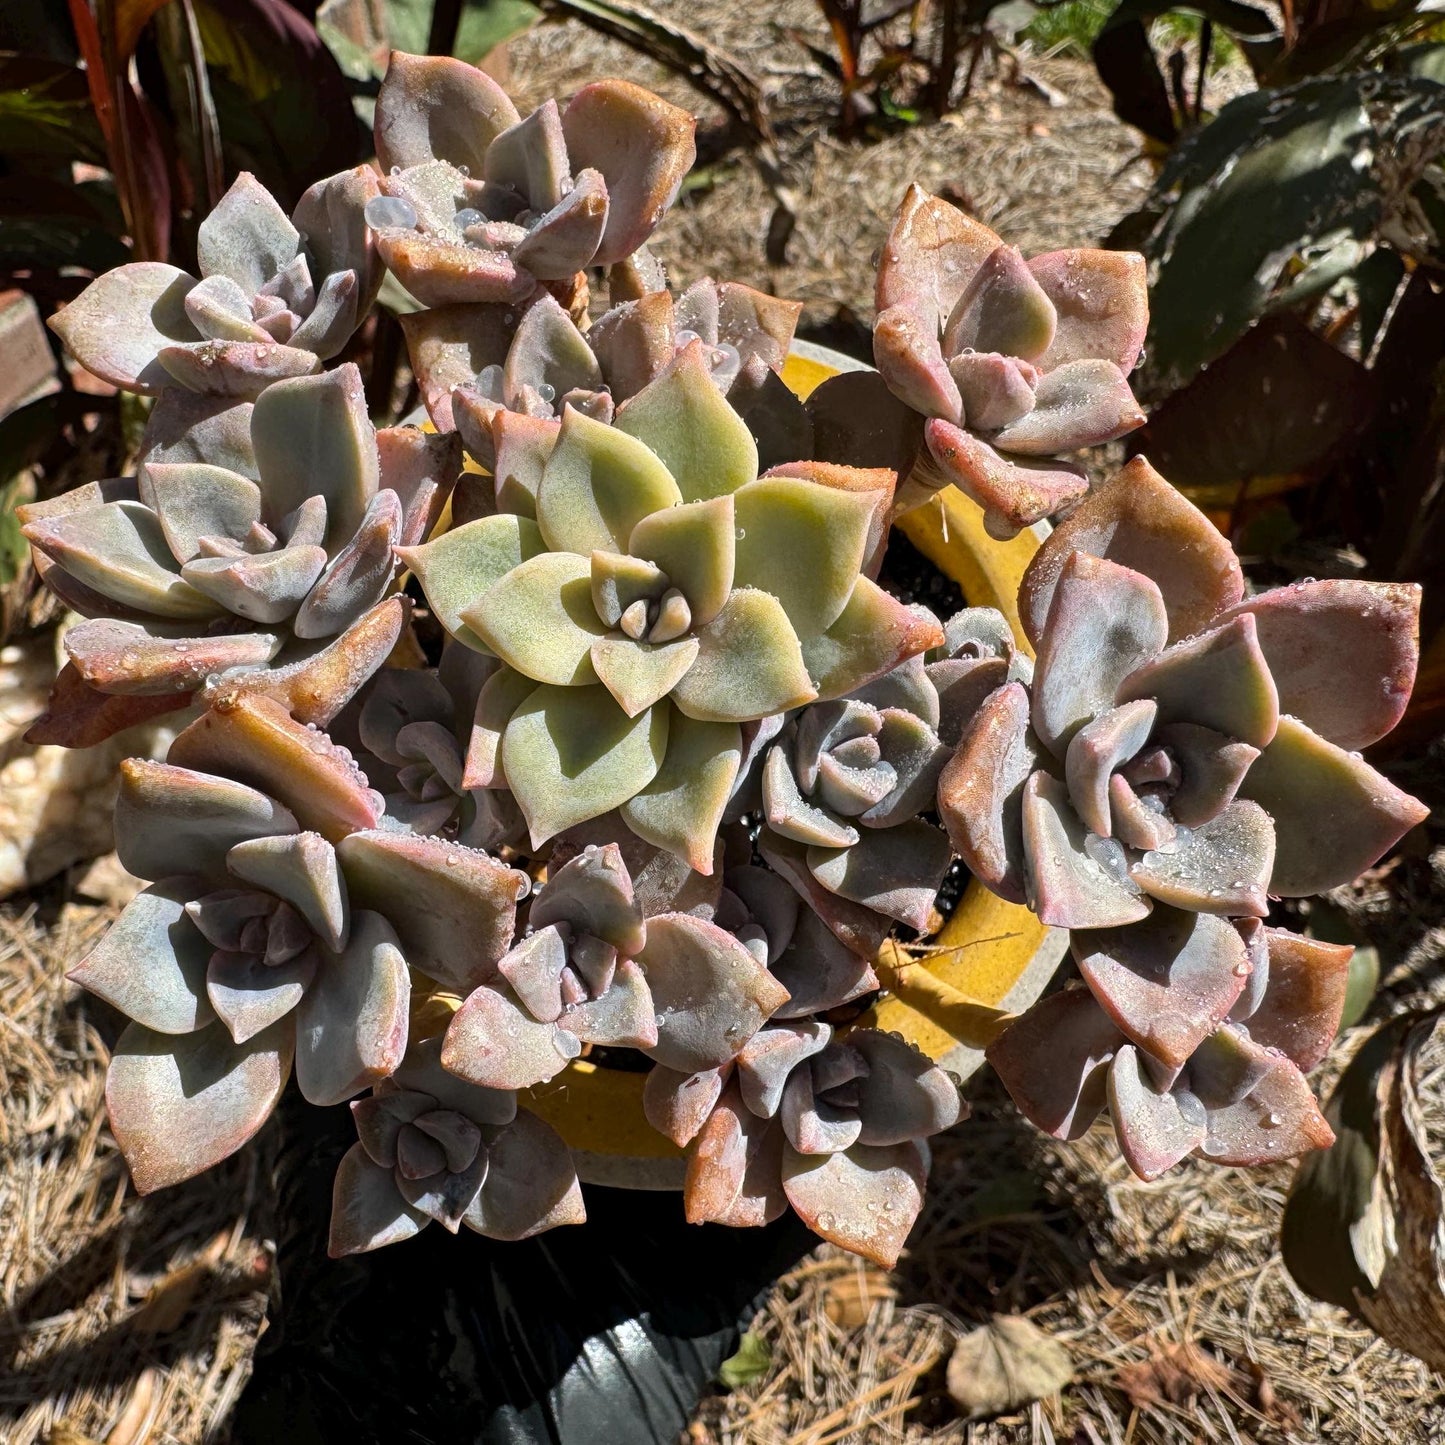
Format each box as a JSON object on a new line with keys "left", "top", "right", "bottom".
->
{"left": 365, "top": 195, "right": 417, "bottom": 230}
{"left": 454, "top": 206, "right": 485, "bottom": 230}
{"left": 537, "top": 382, "right": 556, "bottom": 404}
{"left": 735, "top": 527, "right": 746, "bottom": 540}
{"left": 816, "top": 1211, "right": 836, "bottom": 1231}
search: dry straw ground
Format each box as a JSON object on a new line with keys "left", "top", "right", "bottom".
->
{"left": 2, "top": 3, "right": 1443, "bottom": 1441}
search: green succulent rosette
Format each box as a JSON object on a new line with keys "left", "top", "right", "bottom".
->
{"left": 402, "top": 343, "right": 942, "bottom": 871}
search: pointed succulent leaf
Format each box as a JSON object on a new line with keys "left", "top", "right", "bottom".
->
{"left": 808, "top": 821, "right": 951, "bottom": 930}
{"left": 106, "top": 1018, "right": 293, "bottom": 1192}
{"left": 628, "top": 494, "right": 736, "bottom": 628}
{"left": 1022, "top": 771, "right": 1152, "bottom": 929}
{"left": 1020, "top": 457, "right": 1244, "bottom": 648}
{"left": 139, "top": 391, "right": 256, "bottom": 477}
{"left": 251, "top": 365, "right": 376, "bottom": 551}
{"left": 562, "top": 958, "right": 657, "bottom": 1047}
{"left": 717, "top": 282, "right": 803, "bottom": 369}
{"left": 560, "top": 79, "right": 696, "bottom": 266}
{"left": 48, "top": 262, "right": 200, "bottom": 394}
{"left": 639, "top": 913, "right": 790, "bottom": 1072}
{"left": 1118, "top": 613, "right": 1279, "bottom": 750}
{"left": 1131, "top": 800, "right": 1275, "bottom": 917}
{"left": 352, "top": 1090, "right": 434, "bottom": 1168}
{"left": 169, "top": 696, "right": 382, "bottom": 839}
{"left": 226, "top": 832, "right": 350, "bottom": 950}
{"left": 197, "top": 172, "right": 299, "bottom": 293}
{"left": 1239, "top": 716, "right": 1428, "bottom": 896}
{"left": 293, "top": 490, "right": 402, "bottom": 639}
{"left": 737, "top": 1022, "right": 832, "bottom": 1118}
{"left": 1073, "top": 906, "right": 1249, "bottom": 1068}
{"left": 1108, "top": 1044, "right": 1205, "bottom": 1181}
{"left": 485, "top": 98, "right": 568, "bottom": 206}
{"left": 396, "top": 303, "right": 516, "bottom": 432}
{"left": 670, "top": 588, "right": 816, "bottom": 723}
{"left": 1156, "top": 722, "right": 1258, "bottom": 828}
{"left": 181, "top": 544, "right": 328, "bottom": 624}
{"left": 377, "top": 427, "right": 462, "bottom": 547}
{"left": 504, "top": 293, "right": 602, "bottom": 408}
{"left": 141, "top": 461, "right": 262, "bottom": 562}
{"left": 851, "top": 1030, "right": 963, "bottom": 1144}
{"left": 504, "top": 683, "right": 668, "bottom": 845}
{"left": 685, "top": 1082, "right": 788, "bottom": 1227}
{"left": 771, "top": 910, "right": 879, "bottom": 1019}
{"left": 621, "top": 711, "right": 741, "bottom": 873}
{"left": 374, "top": 51, "right": 519, "bottom": 173}
{"left": 328, "top": 1143, "right": 427, "bottom": 1256}
{"left": 156, "top": 339, "right": 321, "bottom": 397}
{"left": 948, "top": 351, "right": 1038, "bottom": 431}
{"left": 800, "top": 579, "right": 944, "bottom": 702}
{"left": 1064, "top": 699, "right": 1158, "bottom": 837}
{"left": 763, "top": 743, "right": 858, "bottom": 849}
{"left": 986, "top": 987, "right": 1122, "bottom": 1139}
{"left": 497, "top": 926, "right": 569, "bottom": 1021}
{"left": 64, "top": 619, "right": 281, "bottom": 697}
{"left": 860, "top": 708, "right": 948, "bottom": 825}
{"left": 70, "top": 881, "right": 217, "bottom": 1033}
{"left": 589, "top": 290, "right": 676, "bottom": 401}
{"left": 490, "top": 410, "right": 559, "bottom": 519}
{"left": 463, "top": 1108, "right": 585, "bottom": 1240}
{"left": 782, "top": 1139, "right": 926, "bottom": 1268}
{"left": 294, "top": 163, "right": 381, "bottom": 306}
{"left": 992, "top": 359, "right": 1144, "bottom": 455}
{"left": 202, "top": 596, "right": 409, "bottom": 727}
{"left": 397, "top": 1148, "right": 489, "bottom": 1233}
{"left": 875, "top": 183, "right": 1000, "bottom": 332}
{"left": 590, "top": 550, "right": 669, "bottom": 628}
{"left": 24, "top": 501, "right": 221, "bottom": 620}
{"left": 732, "top": 476, "right": 874, "bottom": 638}
{"left": 873, "top": 303, "right": 961, "bottom": 420}
{"left": 443, "top": 983, "right": 579, "bottom": 1089}
{"left": 615, "top": 342, "right": 759, "bottom": 503}
{"left": 923, "top": 423, "right": 1088, "bottom": 540}
{"left": 513, "top": 169, "right": 612, "bottom": 278}
{"left": 536, "top": 405, "right": 681, "bottom": 555}
{"left": 1246, "top": 929, "right": 1354, "bottom": 1071}
{"left": 762, "top": 461, "right": 896, "bottom": 576}
{"left": 206, "top": 947, "right": 314, "bottom": 1045}
{"left": 464, "top": 552, "right": 607, "bottom": 686}
{"left": 645, "top": 1063, "right": 732, "bottom": 1148}
{"left": 943, "top": 244, "right": 1056, "bottom": 360}
{"left": 464, "top": 664, "right": 536, "bottom": 788}
{"left": 336, "top": 831, "right": 527, "bottom": 991}
{"left": 115, "top": 758, "right": 299, "bottom": 883}
{"left": 1033, "top": 552, "right": 1167, "bottom": 756}
{"left": 293, "top": 911, "right": 408, "bottom": 1106}
{"left": 1216, "top": 581, "right": 1421, "bottom": 751}
{"left": 779, "top": 1057, "right": 862, "bottom": 1155}
{"left": 1028, "top": 249, "right": 1148, "bottom": 371}
{"left": 532, "top": 840, "right": 646, "bottom": 953}
{"left": 373, "top": 230, "right": 530, "bottom": 308}
{"left": 400, "top": 513, "right": 545, "bottom": 652}
{"left": 590, "top": 636, "right": 698, "bottom": 716}
{"left": 1193, "top": 1030, "right": 1334, "bottom": 1165}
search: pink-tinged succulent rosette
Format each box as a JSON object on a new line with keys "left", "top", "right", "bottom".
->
{"left": 940, "top": 457, "right": 1427, "bottom": 1178}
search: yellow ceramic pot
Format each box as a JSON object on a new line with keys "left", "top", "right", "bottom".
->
{"left": 523, "top": 341, "right": 1066, "bottom": 1188}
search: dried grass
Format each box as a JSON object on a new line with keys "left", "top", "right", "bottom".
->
{"left": 0, "top": 889, "right": 274, "bottom": 1445}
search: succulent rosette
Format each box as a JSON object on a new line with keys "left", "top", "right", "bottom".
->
{"left": 812, "top": 184, "right": 1148, "bottom": 539}
{"left": 944, "top": 457, "right": 1427, "bottom": 1177}
{"left": 646, "top": 1000, "right": 964, "bottom": 1265}
{"left": 67, "top": 696, "right": 529, "bottom": 1192}
{"left": 987, "top": 923, "right": 1351, "bottom": 1179}
{"left": 20, "top": 365, "right": 459, "bottom": 743}
{"left": 366, "top": 53, "right": 694, "bottom": 308}
{"left": 329, "top": 1039, "right": 584, "bottom": 1255}
{"left": 354, "top": 646, "right": 526, "bottom": 851}
{"left": 50, "top": 168, "right": 381, "bottom": 400}
{"left": 442, "top": 843, "right": 790, "bottom": 1092}
{"left": 402, "top": 345, "right": 941, "bottom": 870}
{"left": 749, "top": 604, "right": 1030, "bottom": 946}
{"left": 399, "top": 276, "right": 809, "bottom": 473}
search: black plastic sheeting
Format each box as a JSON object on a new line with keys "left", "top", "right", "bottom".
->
{"left": 233, "top": 1089, "right": 816, "bottom": 1444}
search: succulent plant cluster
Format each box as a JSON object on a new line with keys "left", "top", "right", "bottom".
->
{"left": 29, "top": 51, "right": 1427, "bottom": 1270}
